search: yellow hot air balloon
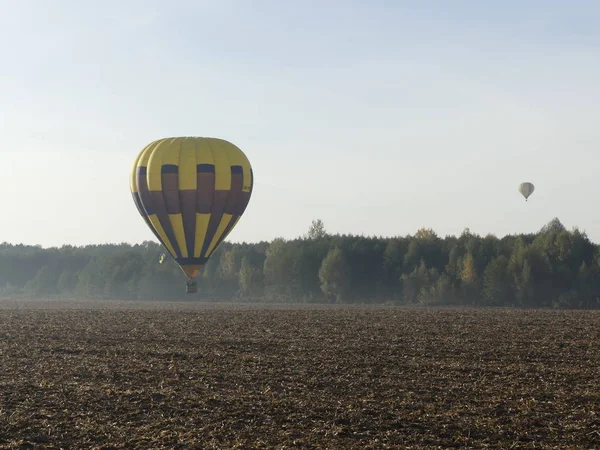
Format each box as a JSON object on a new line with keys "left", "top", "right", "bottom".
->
{"left": 130, "top": 137, "right": 254, "bottom": 293}
{"left": 518, "top": 182, "right": 535, "bottom": 201}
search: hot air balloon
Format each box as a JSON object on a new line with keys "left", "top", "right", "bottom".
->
{"left": 518, "top": 182, "right": 535, "bottom": 201}
{"left": 130, "top": 137, "right": 253, "bottom": 293}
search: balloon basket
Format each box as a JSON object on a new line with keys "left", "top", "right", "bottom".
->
{"left": 186, "top": 279, "right": 197, "bottom": 294}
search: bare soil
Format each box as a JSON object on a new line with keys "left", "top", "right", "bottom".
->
{"left": 0, "top": 300, "right": 598, "bottom": 449}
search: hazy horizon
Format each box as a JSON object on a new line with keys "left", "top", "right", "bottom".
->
{"left": 0, "top": 215, "right": 586, "bottom": 250}
{"left": 2, "top": 0, "right": 599, "bottom": 248}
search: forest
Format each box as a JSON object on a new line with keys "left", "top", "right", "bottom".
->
{"left": 1, "top": 218, "right": 599, "bottom": 309}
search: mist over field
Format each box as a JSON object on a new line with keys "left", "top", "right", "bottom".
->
{"left": 3, "top": 218, "right": 600, "bottom": 310}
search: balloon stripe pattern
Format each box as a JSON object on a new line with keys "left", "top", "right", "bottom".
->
{"left": 130, "top": 137, "right": 253, "bottom": 279}
{"left": 518, "top": 182, "right": 535, "bottom": 201}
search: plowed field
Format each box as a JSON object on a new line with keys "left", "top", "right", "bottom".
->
{"left": 0, "top": 301, "right": 598, "bottom": 449}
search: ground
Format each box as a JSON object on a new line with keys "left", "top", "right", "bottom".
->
{"left": 0, "top": 300, "right": 598, "bottom": 449}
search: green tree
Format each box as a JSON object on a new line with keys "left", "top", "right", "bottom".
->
{"left": 482, "top": 256, "right": 510, "bottom": 306}
{"left": 238, "top": 255, "right": 264, "bottom": 300}
{"left": 57, "top": 270, "right": 78, "bottom": 295}
{"left": 306, "top": 219, "right": 327, "bottom": 240}
{"left": 318, "top": 247, "right": 350, "bottom": 303}
{"left": 401, "top": 259, "right": 432, "bottom": 304}
{"left": 460, "top": 252, "right": 479, "bottom": 304}
{"left": 418, "top": 272, "right": 453, "bottom": 306}
{"left": 514, "top": 259, "right": 534, "bottom": 306}
{"left": 382, "top": 238, "right": 406, "bottom": 299}
{"left": 263, "top": 238, "right": 306, "bottom": 301}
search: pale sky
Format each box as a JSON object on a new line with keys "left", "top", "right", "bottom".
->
{"left": 1, "top": 0, "right": 600, "bottom": 247}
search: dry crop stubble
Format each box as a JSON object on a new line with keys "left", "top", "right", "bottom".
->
{"left": 0, "top": 301, "right": 598, "bottom": 449}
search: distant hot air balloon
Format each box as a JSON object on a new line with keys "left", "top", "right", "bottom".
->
{"left": 518, "top": 182, "right": 535, "bottom": 201}
{"left": 130, "top": 137, "right": 254, "bottom": 293}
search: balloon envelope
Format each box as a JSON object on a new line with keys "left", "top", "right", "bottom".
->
{"left": 130, "top": 137, "right": 253, "bottom": 279}
{"left": 518, "top": 182, "right": 535, "bottom": 200}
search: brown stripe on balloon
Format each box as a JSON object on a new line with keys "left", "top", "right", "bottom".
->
{"left": 206, "top": 215, "right": 238, "bottom": 259}
{"left": 223, "top": 166, "right": 244, "bottom": 215}
{"left": 134, "top": 168, "right": 173, "bottom": 251}
{"left": 131, "top": 191, "right": 172, "bottom": 252}
{"left": 234, "top": 191, "right": 252, "bottom": 216}
{"left": 135, "top": 167, "right": 155, "bottom": 215}
{"left": 200, "top": 190, "right": 229, "bottom": 258}
{"left": 205, "top": 166, "right": 254, "bottom": 258}
{"left": 179, "top": 189, "right": 197, "bottom": 260}
{"left": 150, "top": 191, "right": 183, "bottom": 259}
{"left": 196, "top": 163, "right": 215, "bottom": 214}
{"left": 132, "top": 191, "right": 158, "bottom": 238}
{"left": 161, "top": 165, "right": 180, "bottom": 214}
{"left": 131, "top": 191, "right": 148, "bottom": 220}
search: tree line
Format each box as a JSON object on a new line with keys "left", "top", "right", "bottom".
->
{"left": 1, "top": 218, "right": 599, "bottom": 309}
